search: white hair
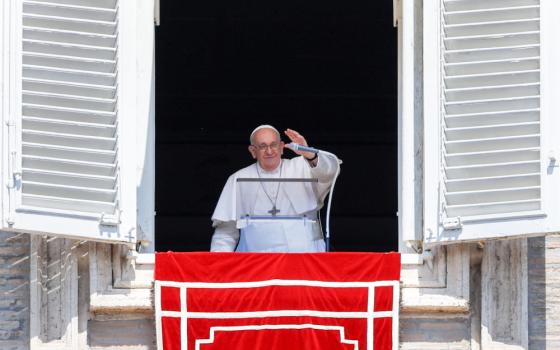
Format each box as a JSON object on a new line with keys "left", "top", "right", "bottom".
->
{"left": 249, "top": 124, "right": 280, "bottom": 144}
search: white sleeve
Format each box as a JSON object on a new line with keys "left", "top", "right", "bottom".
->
{"left": 309, "top": 153, "right": 340, "bottom": 183}
{"left": 210, "top": 221, "right": 239, "bottom": 252}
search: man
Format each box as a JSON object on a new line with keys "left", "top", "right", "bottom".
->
{"left": 210, "top": 125, "right": 340, "bottom": 252}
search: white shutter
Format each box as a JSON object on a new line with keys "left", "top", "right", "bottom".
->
{"left": 424, "top": 0, "right": 560, "bottom": 244}
{"left": 2, "top": 0, "right": 138, "bottom": 243}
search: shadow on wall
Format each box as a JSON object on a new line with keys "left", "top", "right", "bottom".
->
{"left": 528, "top": 236, "right": 546, "bottom": 349}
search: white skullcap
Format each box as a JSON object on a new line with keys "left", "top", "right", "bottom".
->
{"left": 249, "top": 124, "right": 280, "bottom": 143}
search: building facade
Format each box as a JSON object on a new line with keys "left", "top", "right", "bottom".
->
{"left": 1, "top": 0, "right": 560, "bottom": 349}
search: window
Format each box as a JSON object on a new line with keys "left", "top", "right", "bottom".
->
{"left": 154, "top": 0, "right": 399, "bottom": 252}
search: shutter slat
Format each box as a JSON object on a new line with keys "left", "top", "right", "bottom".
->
{"left": 445, "top": 96, "right": 539, "bottom": 114}
{"left": 23, "top": 142, "right": 116, "bottom": 163}
{"left": 445, "top": 19, "right": 539, "bottom": 37}
{"left": 26, "top": 0, "right": 117, "bottom": 10}
{"left": 23, "top": 117, "right": 116, "bottom": 138}
{"left": 445, "top": 160, "right": 540, "bottom": 179}
{"left": 446, "top": 186, "right": 540, "bottom": 205}
{"left": 445, "top": 121, "right": 539, "bottom": 140}
{"left": 23, "top": 53, "right": 115, "bottom": 72}
{"left": 23, "top": 105, "right": 115, "bottom": 124}
{"left": 23, "top": 65, "right": 116, "bottom": 86}
{"left": 23, "top": 39, "right": 116, "bottom": 60}
{"left": 445, "top": 147, "right": 539, "bottom": 166}
{"left": 445, "top": 71, "right": 539, "bottom": 89}
{"left": 444, "top": 0, "right": 538, "bottom": 13}
{"left": 446, "top": 200, "right": 540, "bottom": 217}
{"left": 446, "top": 173, "right": 540, "bottom": 192}
{"left": 445, "top": 33, "right": 539, "bottom": 51}
{"left": 23, "top": 1, "right": 117, "bottom": 22}
{"left": 445, "top": 57, "right": 539, "bottom": 75}
{"left": 445, "top": 83, "right": 539, "bottom": 102}
{"left": 23, "top": 169, "right": 115, "bottom": 189}
{"left": 23, "top": 15, "right": 116, "bottom": 35}
{"left": 22, "top": 194, "right": 115, "bottom": 213}
{"left": 23, "top": 91, "right": 116, "bottom": 111}
{"left": 23, "top": 27, "right": 116, "bottom": 47}
{"left": 23, "top": 130, "right": 116, "bottom": 150}
{"left": 445, "top": 109, "right": 539, "bottom": 127}
{"left": 23, "top": 181, "right": 116, "bottom": 202}
{"left": 445, "top": 135, "right": 539, "bottom": 153}
{"left": 23, "top": 156, "right": 116, "bottom": 176}
{"left": 444, "top": 6, "right": 539, "bottom": 25}
{"left": 445, "top": 45, "right": 539, "bottom": 63}
{"left": 445, "top": 160, "right": 540, "bottom": 180}
{"left": 23, "top": 79, "right": 115, "bottom": 99}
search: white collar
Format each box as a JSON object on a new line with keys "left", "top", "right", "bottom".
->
{"left": 256, "top": 159, "right": 283, "bottom": 175}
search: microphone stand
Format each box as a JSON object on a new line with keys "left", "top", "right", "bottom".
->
{"left": 286, "top": 143, "right": 342, "bottom": 252}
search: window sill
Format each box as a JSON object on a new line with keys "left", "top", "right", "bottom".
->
{"left": 96, "top": 250, "right": 469, "bottom": 314}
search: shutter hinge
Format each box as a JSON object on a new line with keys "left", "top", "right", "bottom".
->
{"left": 6, "top": 118, "right": 22, "bottom": 189}
{"left": 549, "top": 150, "right": 559, "bottom": 168}
{"left": 6, "top": 151, "right": 21, "bottom": 189}
{"left": 99, "top": 209, "right": 121, "bottom": 226}
{"left": 442, "top": 216, "right": 463, "bottom": 230}
{"left": 5, "top": 216, "right": 15, "bottom": 226}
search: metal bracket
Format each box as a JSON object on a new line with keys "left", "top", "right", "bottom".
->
{"left": 99, "top": 209, "right": 121, "bottom": 226}
{"left": 422, "top": 249, "right": 435, "bottom": 270}
{"left": 126, "top": 248, "right": 138, "bottom": 261}
{"left": 442, "top": 216, "right": 463, "bottom": 230}
{"left": 406, "top": 240, "right": 422, "bottom": 254}
{"left": 136, "top": 240, "right": 150, "bottom": 253}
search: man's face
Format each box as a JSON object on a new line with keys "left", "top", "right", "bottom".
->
{"left": 249, "top": 128, "right": 284, "bottom": 171}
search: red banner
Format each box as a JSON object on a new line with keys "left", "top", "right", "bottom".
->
{"left": 155, "top": 252, "right": 401, "bottom": 350}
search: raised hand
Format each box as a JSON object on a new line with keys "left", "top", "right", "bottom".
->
{"left": 284, "top": 129, "right": 315, "bottom": 160}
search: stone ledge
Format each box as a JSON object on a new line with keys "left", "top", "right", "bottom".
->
{"left": 89, "top": 287, "right": 470, "bottom": 315}
{"left": 401, "top": 289, "right": 469, "bottom": 313}
{"left": 90, "top": 289, "right": 153, "bottom": 315}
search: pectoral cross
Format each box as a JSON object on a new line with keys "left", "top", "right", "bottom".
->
{"left": 268, "top": 205, "right": 280, "bottom": 216}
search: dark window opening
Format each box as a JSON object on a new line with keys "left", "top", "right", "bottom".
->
{"left": 155, "top": 0, "right": 398, "bottom": 252}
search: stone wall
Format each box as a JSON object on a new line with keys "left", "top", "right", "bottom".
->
{"left": 1, "top": 232, "right": 558, "bottom": 350}
{"left": 0, "top": 232, "right": 29, "bottom": 350}
{"left": 88, "top": 318, "right": 155, "bottom": 350}
{"left": 400, "top": 315, "right": 471, "bottom": 350}
{"left": 528, "top": 234, "right": 560, "bottom": 350}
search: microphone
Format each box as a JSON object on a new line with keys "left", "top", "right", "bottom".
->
{"left": 286, "top": 142, "right": 320, "bottom": 154}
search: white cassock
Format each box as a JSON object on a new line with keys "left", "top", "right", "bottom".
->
{"left": 210, "top": 153, "right": 340, "bottom": 252}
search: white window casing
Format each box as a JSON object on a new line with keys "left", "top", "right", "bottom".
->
{"left": 398, "top": 0, "right": 421, "bottom": 248}
{"left": 1, "top": 0, "right": 140, "bottom": 244}
{"left": 424, "top": 0, "right": 560, "bottom": 244}
{"left": 135, "top": 0, "right": 156, "bottom": 251}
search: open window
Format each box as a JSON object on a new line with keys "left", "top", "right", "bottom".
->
{"left": 154, "top": 0, "right": 399, "bottom": 252}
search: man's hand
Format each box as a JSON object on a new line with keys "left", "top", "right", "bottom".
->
{"left": 284, "top": 129, "right": 316, "bottom": 161}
